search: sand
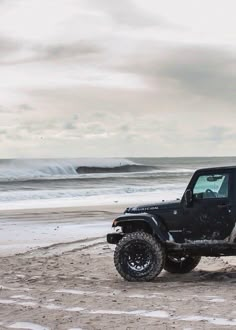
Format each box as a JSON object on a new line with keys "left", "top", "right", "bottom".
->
{"left": 0, "top": 204, "right": 236, "bottom": 330}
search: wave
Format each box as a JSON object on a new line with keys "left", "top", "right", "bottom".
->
{"left": 0, "top": 158, "right": 157, "bottom": 182}
{"left": 0, "top": 183, "right": 186, "bottom": 202}
{"left": 76, "top": 164, "right": 157, "bottom": 174}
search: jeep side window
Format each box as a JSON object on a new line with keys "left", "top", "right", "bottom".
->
{"left": 193, "top": 173, "right": 229, "bottom": 199}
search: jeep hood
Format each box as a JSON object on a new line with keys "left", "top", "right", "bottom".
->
{"left": 125, "top": 200, "right": 181, "bottom": 213}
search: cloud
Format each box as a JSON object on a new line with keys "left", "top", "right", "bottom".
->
{"left": 18, "top": 104, "right": 34, "bottom": 111}
{"left": 39, "top": 41, "right": 101, "bottom": 61}
{"left": 156, "top": 47, "right": 236, "bottom": 104}
{"left": 118, "top": 45, "right": 236, "bottom": 105}
{"left": 200, "top": 125, "right": 236, "bottom": 144}
{"left": 0, "top": 105, "right": 8, "bottom": 113}
{"left": 84, "top": 0, "right": 169, "bottom": 28}
{"left": 0, "top": 37, "right": 21, "bottom": 57}
{"left": 205, "top": 126, "right": 229, "bottom": 143}
{"left": 1, "top": 1, "right": 236, "bottom": 157}
{"left": 0, "top": 104, "right": 34, "bottom": 113}
{"left": 0, "top": 39, "right": 103, "bottom": 65}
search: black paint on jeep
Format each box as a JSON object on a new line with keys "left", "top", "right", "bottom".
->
{"left": 107, "top": 166, "right": 236, "bottom": 281}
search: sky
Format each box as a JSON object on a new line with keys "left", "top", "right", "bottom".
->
{"left": 0, "top": 0, "right": 236, "bottom": 158}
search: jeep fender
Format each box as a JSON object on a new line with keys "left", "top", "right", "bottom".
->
{"left": 112, "top": 213, "right": 169, "bottom": 243}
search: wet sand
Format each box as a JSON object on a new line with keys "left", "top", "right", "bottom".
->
{"left": 0, "top": 205, "right": 235, "bottom": 330}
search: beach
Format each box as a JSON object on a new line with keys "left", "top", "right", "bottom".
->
{"left": 0, "top": 157, "right": 236, "bottom": 329}
{"left": 1, "top": 0, "right": 236, "bottom": 326}
{"left": 1, "top": 0, "right": 236, "bottom": 325}
{"left": 0, "top": 203, "right": 236, "bottom": 330}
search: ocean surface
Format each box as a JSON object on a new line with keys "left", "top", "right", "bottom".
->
{"left": 0, "top": 157, "right": 236, "bottom": 210}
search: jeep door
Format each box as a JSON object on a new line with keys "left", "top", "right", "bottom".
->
{"left": 183, "top": 170, "right": 235, "bottom": 240}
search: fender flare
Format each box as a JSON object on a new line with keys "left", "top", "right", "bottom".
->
{"left": 112, "top": 213, "right": 169, "bottom": 243}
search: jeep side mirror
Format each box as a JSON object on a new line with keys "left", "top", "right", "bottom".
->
{"left": 184, "top": 189, "right": 193, "bottom": 207}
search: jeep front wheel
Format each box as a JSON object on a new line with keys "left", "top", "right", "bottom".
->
{"left": 114, "top": 232, "right": 165, "bottom": 281}
{"left": 164, "top": 255, "right": 201, "bottom": 274}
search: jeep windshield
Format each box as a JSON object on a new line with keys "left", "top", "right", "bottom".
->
{"left": 193, "top": 173, "right": 229, "bottom": 199}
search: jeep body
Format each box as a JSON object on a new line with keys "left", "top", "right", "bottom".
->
{"left": 107, "top": 166, "right": 236, "bottom": 281}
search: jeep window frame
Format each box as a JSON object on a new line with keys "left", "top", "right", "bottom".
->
{"left": 192, "top": 173, "right": 229, "bottom": 200}
{"left": 182, "top": 168, "right": 233, "bottom": 204}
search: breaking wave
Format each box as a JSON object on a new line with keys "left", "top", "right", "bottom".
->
{"left": 76, "top": 164, "right": 157, "bottom": 174}
{"left": 0, "top": 158, "right": 158, "bottom": 182}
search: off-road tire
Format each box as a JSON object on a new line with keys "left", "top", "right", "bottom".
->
{"left": 114, "top": 232, "right": 165, "bottom": 281}
{"left": 164, "top": 255, "right": 201, "bottom": 274}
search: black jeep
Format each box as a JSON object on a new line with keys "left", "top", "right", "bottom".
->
{"left": 107, "top": 166, "right": 236, "bottom": 281}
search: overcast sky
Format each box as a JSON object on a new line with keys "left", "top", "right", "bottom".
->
{"left": 0, "top": 0, "right": 236, "bottom": 158}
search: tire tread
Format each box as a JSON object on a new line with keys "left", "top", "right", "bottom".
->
{"left": 164, "top": 255, "right": 201, "bottom": 274}
{"left": 114, "top": 232, "right": 164, "bottom": 281}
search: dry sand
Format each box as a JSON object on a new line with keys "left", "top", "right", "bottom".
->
{"left": 0, "top": 205, "right": 235, "bottom": 330}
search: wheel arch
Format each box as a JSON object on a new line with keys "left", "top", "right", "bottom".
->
{"left": 113, "top": 213, "right": 169, "bottom": 243}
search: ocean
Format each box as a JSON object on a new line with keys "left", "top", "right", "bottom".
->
{"left": 0, "top": 157, "right": 236, "bottom": 210}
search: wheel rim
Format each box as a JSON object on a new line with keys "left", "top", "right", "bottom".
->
{"left": 122, "top": 241, "right": 154, "bottom": 273}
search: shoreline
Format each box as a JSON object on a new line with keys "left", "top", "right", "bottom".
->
{"left": 0, "top": 202, "right": 129, "bottom": 216}
{"left": 0, "top": 203, "right": 127, "bottom": 257}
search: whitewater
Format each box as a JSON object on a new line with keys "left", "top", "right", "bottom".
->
{"left": 0, "top": 157, "right": 236, "bottom": 210}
